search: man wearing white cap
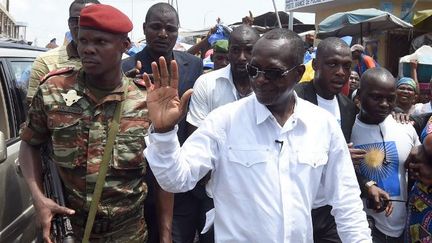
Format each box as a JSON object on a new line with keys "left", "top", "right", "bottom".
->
{"left": 351, "top": 44, "right": 378, "bottom": 76}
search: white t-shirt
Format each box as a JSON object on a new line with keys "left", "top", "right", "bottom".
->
{"left": 317, "top": 94, "right": 341, "bottom": 126}
{"left": 313, "top": 94, "right": 341, "bottom": 207}
{"left": 350, "top": 115, "right": 420, "bottom": 237}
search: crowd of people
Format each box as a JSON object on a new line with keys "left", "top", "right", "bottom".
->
{"left": 20, "top": 0, "right": 432, "bottom": 242}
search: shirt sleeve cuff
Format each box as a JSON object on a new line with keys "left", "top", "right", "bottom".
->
{"left": 148, "top": 124, "right": 179, "bottom": 144}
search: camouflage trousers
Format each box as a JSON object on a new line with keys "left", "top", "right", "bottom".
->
{"left": 70, "top": 208, "right": 148, "bottom": 242}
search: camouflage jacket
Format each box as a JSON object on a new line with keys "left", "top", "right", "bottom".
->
{"left": 27, "top": 42, "right": 81, "bottom": 104}
{"left": 21, "top": 68, "right": 149, "bottom": 230}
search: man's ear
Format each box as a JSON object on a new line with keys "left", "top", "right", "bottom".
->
{"left": 143, "top": 22, "right": 146, "bottom": 34}
{"left": 312, "top": 58, "right": 317, "bottom": 72}
{"left": 122, "top": 37, "right": 130, "bottom": 53}
{"left": 296, "top": 64, "right": 306, "bottom": 80}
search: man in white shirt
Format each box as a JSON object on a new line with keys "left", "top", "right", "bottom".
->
{"left": 187, "top": 24, "right": 260, "bottom": 131}
{"left": 143, "top": 28, "right": 371, "bottom": 243}
{"left": 351, "top": 67, "right": 420, "bottom": 242}
{"left": 181, "top": 25, "right": 260, "bottom": 243}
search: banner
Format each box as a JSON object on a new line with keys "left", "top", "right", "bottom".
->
{"left": 285, "top": 0, "right": 334, "bottom": 11}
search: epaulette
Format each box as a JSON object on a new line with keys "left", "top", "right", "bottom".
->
{"left": 133, "top": 78, "right": 147, "bottom": 89}
{"left": 40, "top": 67, "right": 75, "bottom": 84}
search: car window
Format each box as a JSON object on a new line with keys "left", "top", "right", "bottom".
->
{"left": 9, "top": 61, "right": 32, "bottom": 114}
{"left": 0, "top": 65, "right": 10, "bottom": 139}
{"left": 1, "top": 59, "right": 35, "bottom": 139}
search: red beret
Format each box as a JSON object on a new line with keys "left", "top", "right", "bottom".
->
{"left": 79, "top": 4, "right": 132, "bottom": 34}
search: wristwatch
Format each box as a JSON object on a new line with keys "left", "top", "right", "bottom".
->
{"left": 365, "top": 180, "right": 377, "bottom": 189}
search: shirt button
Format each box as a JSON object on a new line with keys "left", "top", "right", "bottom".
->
{"left": 246, "top": 162, "right": 250, "bottom": 166}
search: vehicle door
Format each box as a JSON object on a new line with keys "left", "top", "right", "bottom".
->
{"left": 0, "top": 56, "right": 40, "bottom": 242}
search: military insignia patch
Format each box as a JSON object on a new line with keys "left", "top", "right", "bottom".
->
{"left": 61, "top": 90, "right": 82, "bottom": 106}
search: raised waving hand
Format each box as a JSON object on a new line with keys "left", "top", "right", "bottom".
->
{"left": 143, "top": 56, "right": 193, "bottom": 133}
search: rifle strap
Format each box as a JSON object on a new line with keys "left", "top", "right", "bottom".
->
{"left": 82, "top": 81, "right": 129, "bottom": 243}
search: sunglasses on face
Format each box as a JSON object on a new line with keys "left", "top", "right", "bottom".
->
{"left": 246, "top": 63, "right": 298, "bottom": 80}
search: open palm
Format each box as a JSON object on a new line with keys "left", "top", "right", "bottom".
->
{"left": 143, "top": 57, "right": 193, "bottom": 133}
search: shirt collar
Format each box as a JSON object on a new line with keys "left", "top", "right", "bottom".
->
{"left": 78, "top": 69, "right": 128, "bottom": 104}
{"left": 222, "top": 64, "right": 246, "bottom": 100}
{"left": 254, "top": 91, "right": 307, "bottom": 128}
{"left": 221, "top": 64, "right": 233, "bottom": 81}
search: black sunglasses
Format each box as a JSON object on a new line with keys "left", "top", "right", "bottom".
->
{"left": 246, "top": 63, "right": 298, "bottom": 80}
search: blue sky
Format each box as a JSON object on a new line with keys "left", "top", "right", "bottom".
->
{"left": 9, "top": 0, "right": 315, "bottom": 47}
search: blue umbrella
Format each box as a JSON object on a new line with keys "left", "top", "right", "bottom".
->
{"left": 317, "top": 8, "right": 412, "bottom": 42}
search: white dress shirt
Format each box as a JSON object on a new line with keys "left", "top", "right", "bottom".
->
{"left": 187, "top": 64, "right": 240, "bottom": 127}
{"left": 145, "top": 93, "right": 371, "bottom": 243}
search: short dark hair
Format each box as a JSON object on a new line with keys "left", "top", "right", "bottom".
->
{"left": 360, "top": 67, "right": 395, "bottom": 91}
{"left": 229, "top": 24, "right": 259, "bottom": 44}
{"left": 145, "top": 3, "right": 179, "bottom": 24}
{"left": 69, "top": 0, "right": 100, "bottom": 16}
{"left": 260, "top": 28, "right": 304, "bottom": 66}
{"left": 316, "top": 37, "right": 350, "bottom": 60}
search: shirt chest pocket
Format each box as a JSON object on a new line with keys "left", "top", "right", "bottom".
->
{"left": 227, "top": 146, "right": 271, "bottom": 168}
{"left": 48, "top": 113, "right": 82, "bottom": 168}
{"left": 111, "top": 120, "right": 148, "bottom": 170}
{"left": 296, "top": 150, "right": 329, "bottom": 168}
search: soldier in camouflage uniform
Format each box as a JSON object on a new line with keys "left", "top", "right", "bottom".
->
{"left": 19, "top": 4, "right": 166, "bottom": 242}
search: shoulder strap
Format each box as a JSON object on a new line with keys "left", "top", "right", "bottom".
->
{"left": 82, "top": 81, "right": 129, "bottom": 243}
{"left": 40, "top": 67, "right": 75, "bottom": 84}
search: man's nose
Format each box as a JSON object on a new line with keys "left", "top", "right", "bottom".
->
{"left": 83, "top": 44, "right": 96, "bottom": 55}
{"left": 238, "top": 51, "right": 247, "bottom": 61}
{"left": 335, "top": 64, "right": 345, "bottom": 76}
{"left": 379, "top": 99, "right": 390, "bottom": 108}
{"left": 253, "top": 72, "right": 269, "bottom": 85}
{"left": 158, "top": 28, "right": 168, "bottom": 38}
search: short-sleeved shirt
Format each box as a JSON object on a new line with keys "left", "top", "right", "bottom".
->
{"left": 21, "top": 69, "right": 149, "bottom": 235}
{"left": 351, "top": 115, "right": 420, "bottom": 237}
{"left": 355, "top": 54, "right": 378, "bottom": 76}
{"left": 27, "top": 42, "right": 81, "bottom": 103}
{"left": 187, "top": 64, "right": 239, "bottom": 128}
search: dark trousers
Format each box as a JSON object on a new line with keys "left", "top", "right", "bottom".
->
{"left": 144, "top": 170, "right": 159, "bottom": 243}
{"left": 312, "top": 205, "right": 342, "bottom": 243}
{"left": 172, "top": 185, "right": 214, "bottom": 243}
{"left": 371, "top": 226, "right": 404, "bottom": 243}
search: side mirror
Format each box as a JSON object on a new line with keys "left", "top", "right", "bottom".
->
{"left": 0, "top": 131, "right": 6, "bottom": 163}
